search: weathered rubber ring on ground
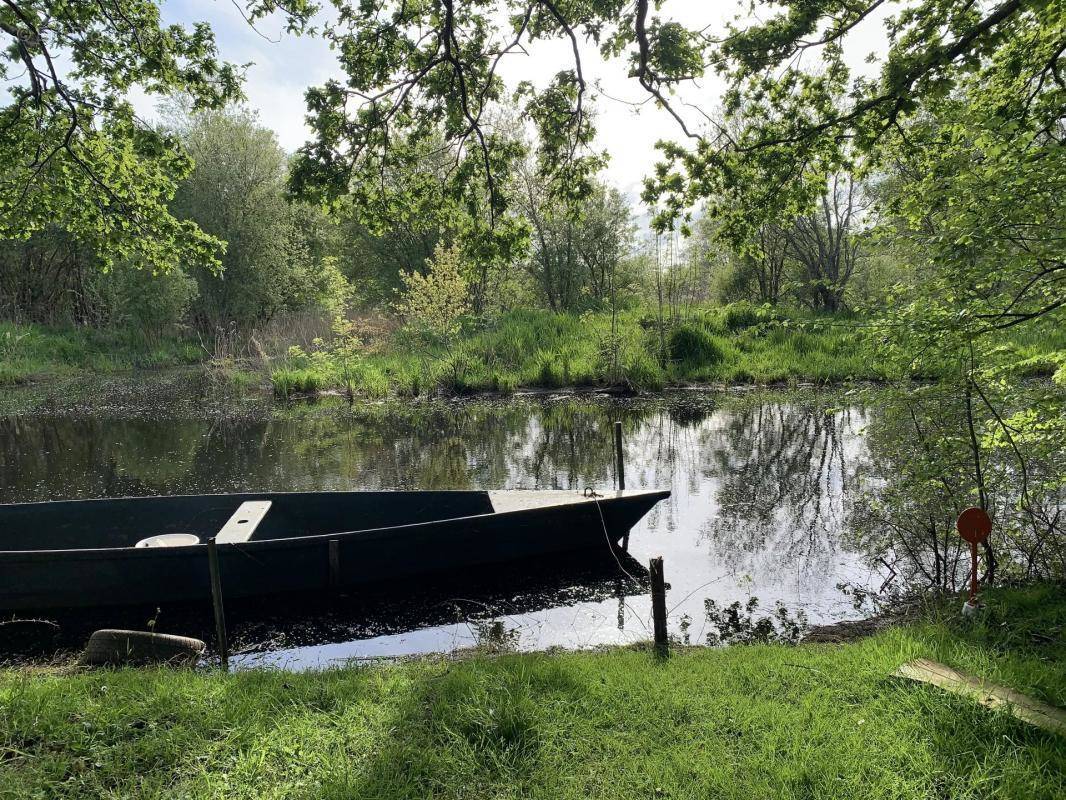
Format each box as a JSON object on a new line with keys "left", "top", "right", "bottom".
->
{"left": 81, "top": 629, "right": 206, "bottom": 667}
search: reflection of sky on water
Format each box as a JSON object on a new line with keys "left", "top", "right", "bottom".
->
{"left": 1, "top": 375, "right": 885, "bottom": 669}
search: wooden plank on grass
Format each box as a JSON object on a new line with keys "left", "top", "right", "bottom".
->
{"left": 895, "top": 658, "right": 1066, "bottom": 736}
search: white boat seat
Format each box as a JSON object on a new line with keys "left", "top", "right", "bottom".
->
{"left": 135, "top": 533, "right": 201, "bottom": 548}
{"left": 215, "top": 500, "right": 272, "bottom": 544}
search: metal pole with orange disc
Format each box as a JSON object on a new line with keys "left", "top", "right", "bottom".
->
{"left": 956, "top": 507, "right": 991, "bottom": 616}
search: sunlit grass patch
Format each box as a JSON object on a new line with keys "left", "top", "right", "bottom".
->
{"left": 271, "top": 365, "right": 330, "bottom": 398}
{"left": 263, "top": 308, "right": 903, "bottom": 395}
{"left": 1, "top": 584, "right": 1063, "bottom": 799}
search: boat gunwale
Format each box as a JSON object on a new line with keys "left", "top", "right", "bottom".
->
{"left": 0, "top": 489, "right": 671, "bottom": 560}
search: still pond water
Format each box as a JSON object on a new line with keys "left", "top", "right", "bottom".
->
{"left": 0, "top": 373, "right": 885, "bottom": 668}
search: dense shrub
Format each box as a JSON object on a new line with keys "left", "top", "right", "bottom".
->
{"left": 721, "top": 301, "right": 780, "bottom": 332}
{"left": 103, "top": 265, "right": 198, "bottom": 343}
{"left": 669, "top": 323, "right": 725, "bottom": 367}
{"left": 622, "top": 350, "right": 666, "bottom": 390}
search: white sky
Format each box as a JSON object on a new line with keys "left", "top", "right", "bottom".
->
{"left": 146, "top": 1, "right": 892, "bottom": 203}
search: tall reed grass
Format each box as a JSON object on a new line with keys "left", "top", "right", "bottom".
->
{"left": 264, "top": 305, "right": 884, "bottom": 398}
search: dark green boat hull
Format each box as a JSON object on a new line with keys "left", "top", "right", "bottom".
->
{"left": 0, "top": 490, "right": 668, "bottom": 611}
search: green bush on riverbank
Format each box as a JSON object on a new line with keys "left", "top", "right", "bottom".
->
{"left": 1, "top": 584, "right": 1063, "bottom": 799}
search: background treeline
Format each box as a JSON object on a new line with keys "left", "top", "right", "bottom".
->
{"left": 0, "top": 104, "right": 1059, "bottom": 396}
{"left": 0, "top": 108, "right": 347, "bottom": 345}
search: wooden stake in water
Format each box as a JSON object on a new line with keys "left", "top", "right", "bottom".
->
{"left": 206, "top": 537, "right": 229, "bottom": 670}
{"left": 649, "top": 556, "right": 668, "bottom": 655}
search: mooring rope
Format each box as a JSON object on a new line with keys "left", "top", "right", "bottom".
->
{"left": 588, "top": 489, "right": 653, "bottom": 636}
{"left": 590, "top": 491, "right": 638, "bottom": 585}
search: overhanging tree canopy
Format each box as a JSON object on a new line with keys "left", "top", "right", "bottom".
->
{"left": 0, "top": 0, "right": 314, "bottom": 272}
{"left": 287, "top": 2, "right": 1060, "bottom": 207}
{"left": 287, "top": 1, "right": 1062, "bottom": 332}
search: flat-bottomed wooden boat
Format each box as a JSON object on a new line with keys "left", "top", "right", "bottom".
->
{"left": 0, "top": 489, "right": 669, "bottom": 611}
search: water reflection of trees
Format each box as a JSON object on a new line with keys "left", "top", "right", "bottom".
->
{"left": 0, "top": 399, "right": 625, "bottom": 500}
{"left": 7, "top": 383, "right": 1058, "bottom": 624}
{"left": 0, "top": 416, "right": 205, "bottom": 499}
{"left": 700, "top": 401, "right": 865, "bottom": 578}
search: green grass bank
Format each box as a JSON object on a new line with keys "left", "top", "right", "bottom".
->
{"left": 270, "top": 305, "right": 1066, "bottom": 398}
{"left": 4, "top": 304, "right": 1063, "bottom": 395}
{"left": 2, "top": 584, "right": 1064, "bottom": 799}
{"left": 272, "top": 305, "right": 882, "bottom": 398}
{"left": 0, "top": 322, "right": 203, "bottom": 386}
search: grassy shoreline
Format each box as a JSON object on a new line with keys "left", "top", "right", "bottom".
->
{"left": 4, "top": 305, "right": 1064, "bottom": 396}
{"left": 270, "top": 306, "right": 891, "bottom": 398}
{"left": 2, "top": 584, "right": 1064, "bottom": 798}
{"left": 0, "top": 322, "right": 204, "bottom": 386}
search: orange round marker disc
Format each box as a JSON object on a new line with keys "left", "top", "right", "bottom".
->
{"left": 957, "top": 507, "right": 992, "bottom": 544}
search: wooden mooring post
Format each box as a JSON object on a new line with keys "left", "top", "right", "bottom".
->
{"left": 206, "top": 537, "right": 229, "bottom": 670}
{"left": 649, "top": 556, "right": 668, "bottom": 655}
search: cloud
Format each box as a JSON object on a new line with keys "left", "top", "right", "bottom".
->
{"left": 138, "top": 1, "right": 338, "bottom": 149}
